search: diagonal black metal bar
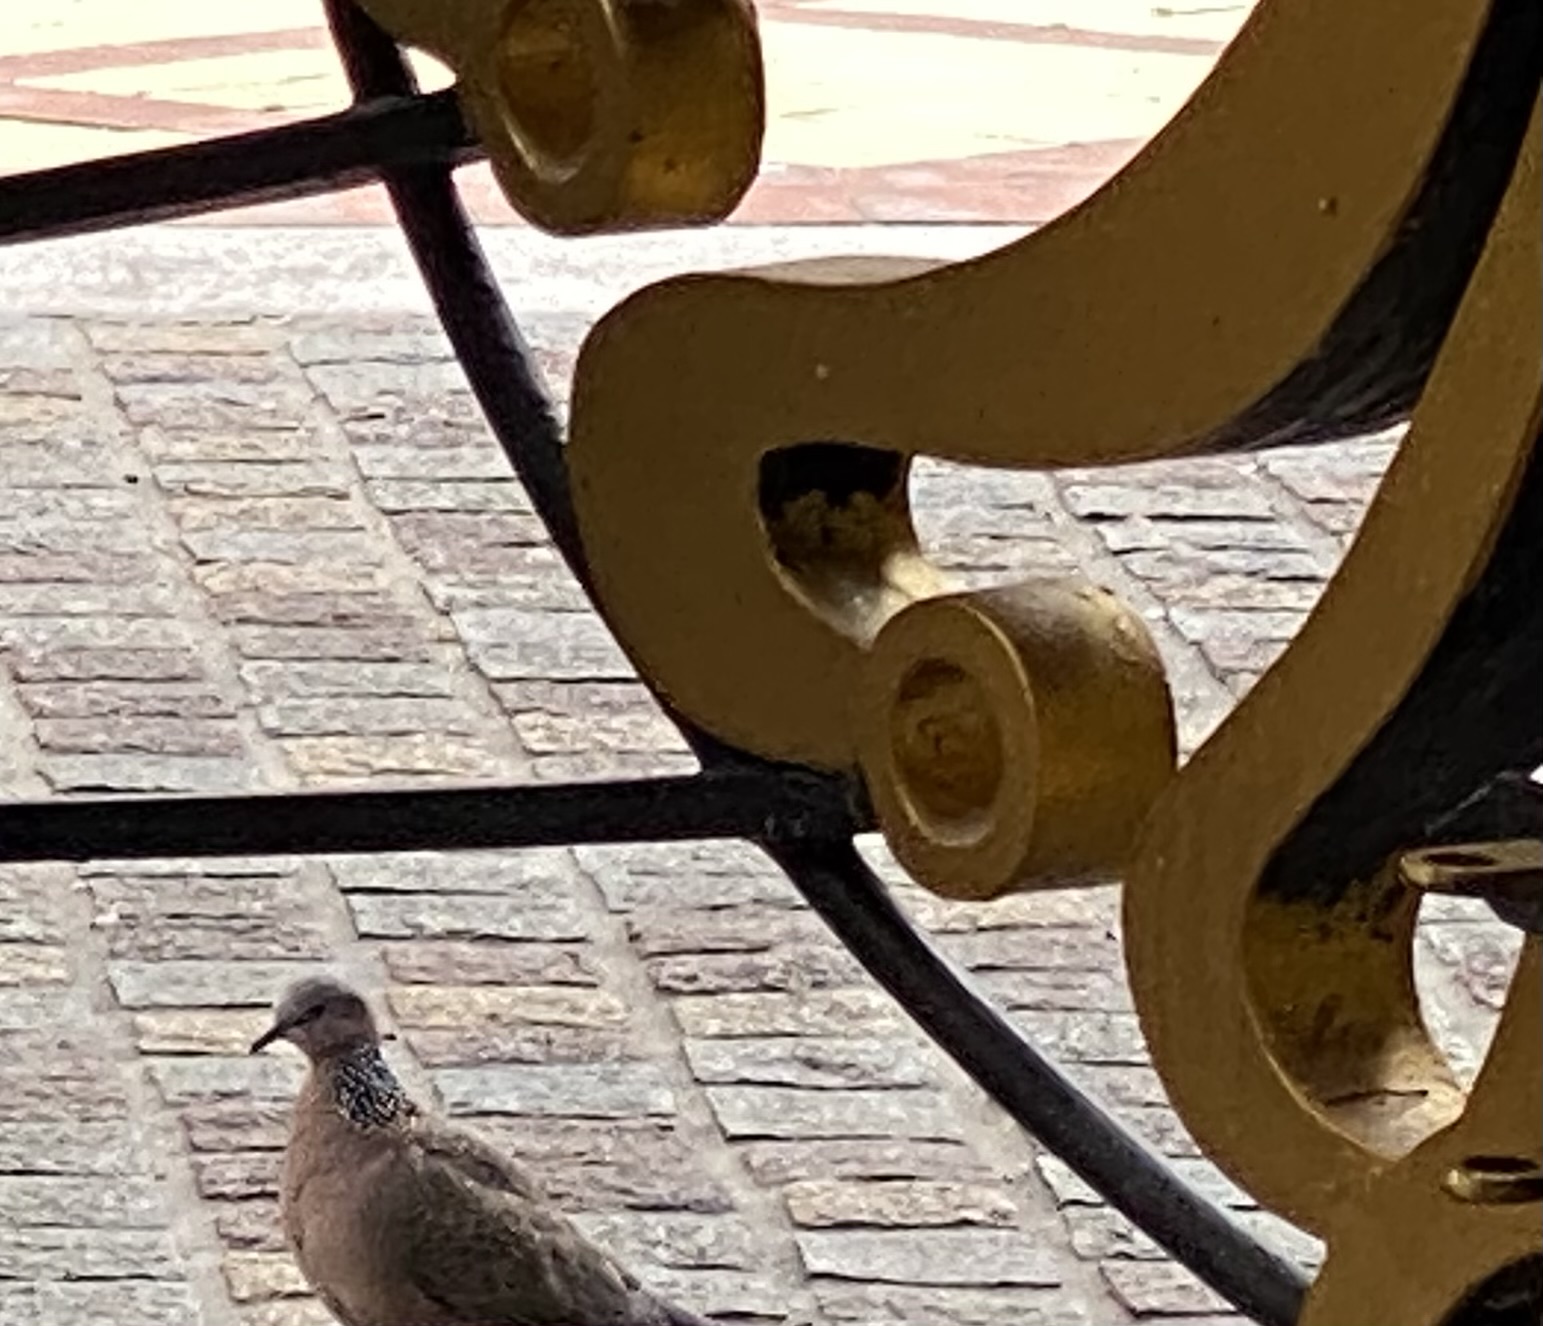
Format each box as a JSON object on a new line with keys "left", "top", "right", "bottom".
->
{"left": 0, "top": 772, "right": 854, "bottom": 864}
{"left": 322, "top": 0, "right": 586, "bottom": 576}
{"left": 0, "top": 90, "right": 478, "bottom": 245}
{"left": 763, "top": 835, "right": 1312, "bottom": 1326}
{"left": 321, "top": 0, "right": 762, "bottom": 777}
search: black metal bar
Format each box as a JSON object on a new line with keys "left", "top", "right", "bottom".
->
{"left": 0, "top": 90, "right": 478, "bottom": 245}
{"left": 323, "top": 0, "right": 586, "bottom": 574}
{"left": 1428, "top": 770, "right": 1543, "bottom": 844}
{"left": 763, "top": 836, "right": 1312, "bottom": 1326}
{"left": 322, "top": 0, "right": 763, "bottom": 780}
{"left": 0, "top": 772, "right": 853, "bottom": 863}
{"left": 1446, "top": 1254, "right": 1543, "bottom": 1326}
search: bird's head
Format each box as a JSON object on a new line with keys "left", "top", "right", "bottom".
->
{"left": 250, "top": 975, "right": 387, "bottom": 1062}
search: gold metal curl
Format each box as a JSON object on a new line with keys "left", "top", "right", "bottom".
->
{"left": 1123, "top": 101, "right": 1541, "bottom": 1247}
{"left": 357, "top": 0, "right": 764, "bottom": 233}
{"left": 563, "top": 1, "right": 1536, "bottom": 1312}
{"left": 568, "top": 0, "right": 1495, "bottom": 760}
{"left": 567, "top": 0, "right": 1499, "bottom": 897}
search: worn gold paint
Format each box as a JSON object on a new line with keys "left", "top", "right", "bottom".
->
{"left": 356, "top": 0, "right": 763, "bottom": 233}
{"left": 1242, "top": 874, "right": 1467, "bottom": 1161}
{"left": 1297, "top": 945, "right": 1540, "bottom": 1326}
{"left": 1401, "top": 838, "right": 1543, "bottom": 902}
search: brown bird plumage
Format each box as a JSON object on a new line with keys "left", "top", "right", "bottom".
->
{"left": 253, "top": 975, "right": 715, "bottom": 1326}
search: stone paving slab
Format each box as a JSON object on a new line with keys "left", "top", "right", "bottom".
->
{"left": 0, "top": 226, "right": 1522, "bottom": 1326}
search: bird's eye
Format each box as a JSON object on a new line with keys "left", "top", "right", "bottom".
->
{"left": 295, "top": 1005, "right": 324, "bottom": 1026}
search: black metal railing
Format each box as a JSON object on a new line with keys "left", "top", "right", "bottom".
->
{"left": 58, "top": 5, "right": 1543, "bottom": 1322}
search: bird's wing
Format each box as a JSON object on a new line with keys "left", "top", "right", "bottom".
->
{"left": 414, "top": 1121, "right": 550, "bottom": 1206}
{"left": 388, "top": 1117, "right": 643, "bottom": 1326}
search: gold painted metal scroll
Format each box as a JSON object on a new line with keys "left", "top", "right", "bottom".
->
{"left": 1127, "top": 114, "right": 1541, "bottom": 1325}
{"left": 356, "top": 0, "right": 763, "bottom": 233}
{"left": 556, "top": 0, "right": 1541, "bottom": 1318}
{"left": 567, "top": 0, "right": 1507, "bottom": 897}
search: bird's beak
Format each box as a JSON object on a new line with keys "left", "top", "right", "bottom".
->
{"left": 249, "top": 1021, "right": 286, "bottom": 1055}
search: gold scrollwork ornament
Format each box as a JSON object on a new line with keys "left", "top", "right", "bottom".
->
{"left": 568, "top": 0, "right": 1501, "bottom": 897}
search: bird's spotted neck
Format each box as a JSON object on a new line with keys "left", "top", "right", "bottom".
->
{"left": 322, "top": 1044, "right": 411, "bottom": 1129}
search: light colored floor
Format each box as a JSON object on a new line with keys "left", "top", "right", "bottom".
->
{"left": 0, "top": 0, "right": 1258, "bottom": 223}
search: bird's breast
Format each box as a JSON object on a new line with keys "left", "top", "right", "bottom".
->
{"left": 283, "top": 1128, "right": 445, "bottom": 1326}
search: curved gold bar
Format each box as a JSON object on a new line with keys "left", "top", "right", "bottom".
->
{"left": 357, "top": 0, "right": 763, "bottom": 233}
{"left": 568, "top": 0, "right": 1503, "bottom": 766}
{"left": 1123, "top": 106, "right": 1540, "bottom": 1235}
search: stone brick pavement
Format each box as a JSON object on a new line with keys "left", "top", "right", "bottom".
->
{"left": 0, "top": 228, "right": 1520, "bottom": 1326}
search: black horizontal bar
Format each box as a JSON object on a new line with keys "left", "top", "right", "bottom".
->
{"left": 0, "top": 771, "right": 856, "bottom": 863}
{"left": 766, "top": 837, "right": 1312, "bottom": 1326}
{"left": 0, "top": 89, "right": 480, "bottom": 244}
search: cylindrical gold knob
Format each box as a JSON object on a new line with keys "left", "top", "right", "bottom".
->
{"left": 358, "top": 0, "right": 764, "bottom": 234}
{"left": 855, "top": 580, "right": 1175, "bottom": 900}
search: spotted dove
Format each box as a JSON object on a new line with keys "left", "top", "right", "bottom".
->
{"left": 253, "top": 975, "right": 716, "bottom": 1326}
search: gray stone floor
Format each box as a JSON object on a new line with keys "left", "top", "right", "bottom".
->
{"left": 0, "top": 227, "right": 1520, "bottom": 1326}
